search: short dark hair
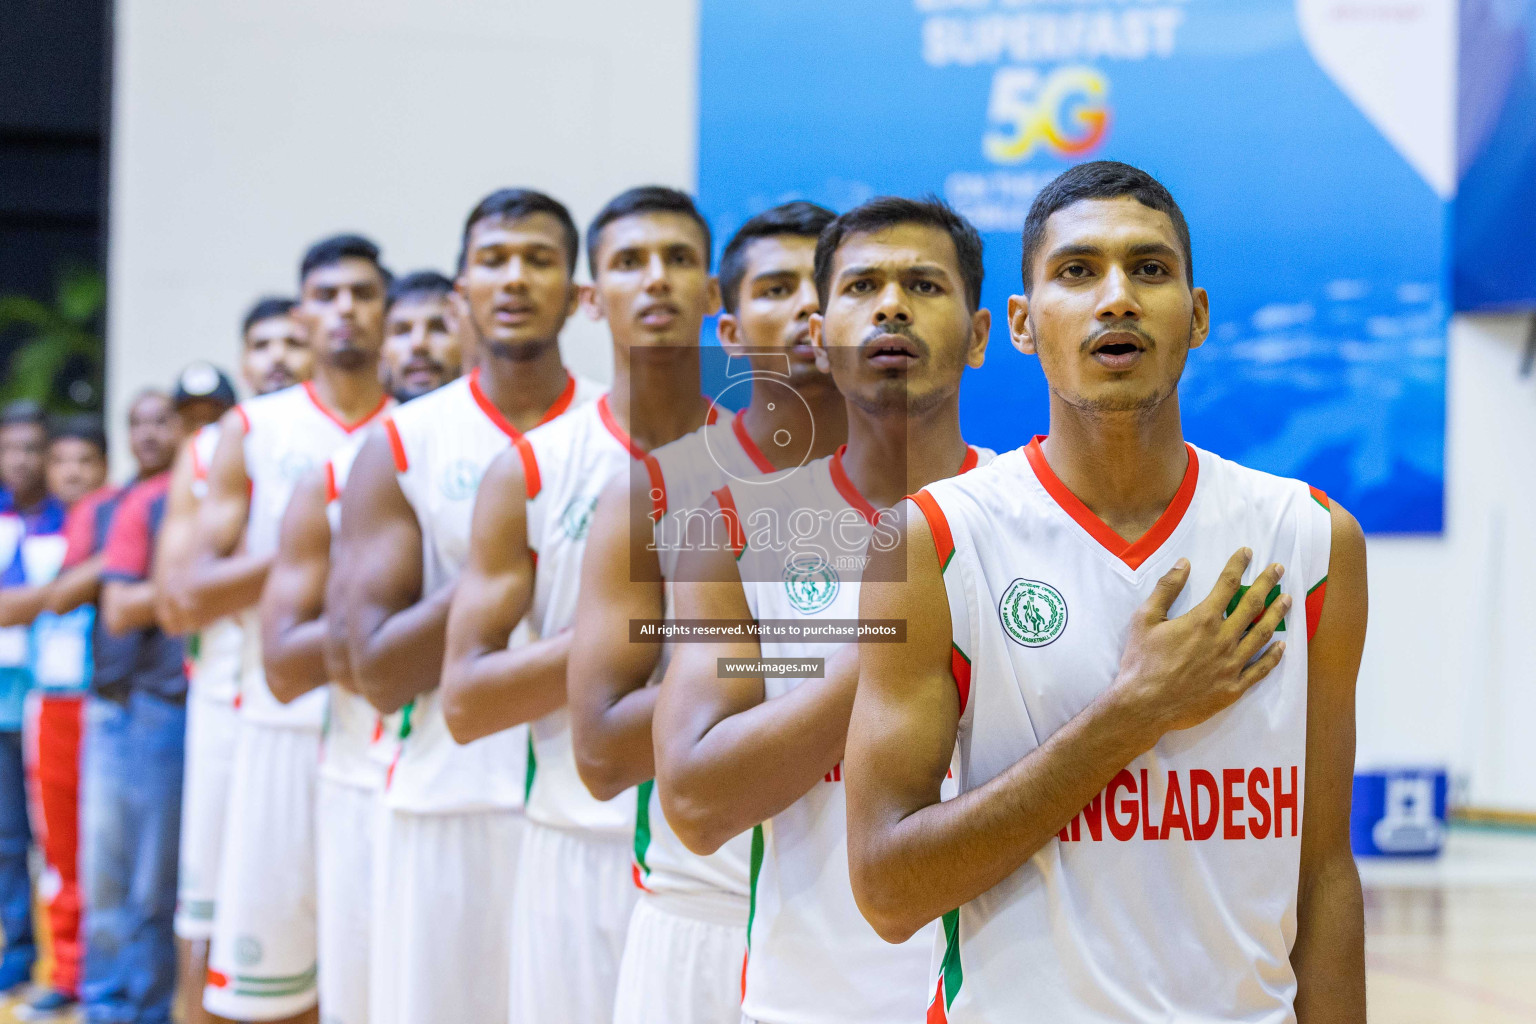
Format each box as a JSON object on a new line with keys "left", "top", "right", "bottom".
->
{"left": 459, "top": 189, "right": 581, "bottom": 275}
{"left": 0, "top": 400, "right": 46, "bottom": 430}
{"left": 48, "top": 413, "right": 107, "bottom": 454}
{"left": 586, "top": 186, "right": 712, "bottom": 278}
{"left": 241, "top": 296, "right": 297, "bottom": 337}
{"left": 718, "top": 202, "right": 837, "bottom": 315}
{"left": 1020, "top": 161, "right": 1193, "bottom": 293}
{"left": 387, "top": 270, "right": 455, "bottom": 311}
{"left": 299, "top": 233, "right": 391, "bottom": 289}
{"left": 813, "top": 196, "right": 984, "bottom": 312}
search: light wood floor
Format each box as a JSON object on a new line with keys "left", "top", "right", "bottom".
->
{"left": 2, "top": 826, "right": 1531, "bottom": 1022}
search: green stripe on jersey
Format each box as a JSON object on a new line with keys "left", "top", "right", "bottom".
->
{"left": 940, "top": 908, "right": 963, "bottom": 1011}
{"left": 524, "top": 730, "right": 538, "bottom": 804}
{"left": 1224, "top": 583, "right": 1287, "bottom": 632}
{"left": 745, "top": 824, "right": 765, "bottom": 951}
{"left": 633, "top": 779, "right": 655, "bottom": 880}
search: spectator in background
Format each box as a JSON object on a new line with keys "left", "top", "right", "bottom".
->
{"left": 0, "top": 401, "right": 68, "bottom": 997}
{"left": 78, "top": 389, "right": 183, "bottom": 1024}
{"left": 0, "top": 415, "right": 111, "bottom": 1018}
{"left": 171, "top": 363, "right": 239, "bottom": 435}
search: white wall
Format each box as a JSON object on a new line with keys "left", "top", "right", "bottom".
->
{"left": 108, "top": 0, "right": 1536, "bottom": 811}
{"left": 107, "top": 0, "right": 700, "bottom": 426}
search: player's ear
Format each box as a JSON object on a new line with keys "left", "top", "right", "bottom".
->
{"left": 1008, "top": 294, "right": 1037, "bottom": 356}
{"left": 717, "top": 312, "right": 743, "bottom": 352}
{"left": 1188, "top": 286, "right": 1210, "bottom": 351}
{"left": 808, "top": 312, "right": 832, "bottom": 374}
{"left": 578, "top": 283, "right": 602, "bottom": 321}
{"left": 706, "top": 276, "right": 722, "bottom": 318}
{"left": 968, "top": 307, "right": 991, "bottom": 369}
{"left": 564, "top": 279, "right": 582, "bottom": 318}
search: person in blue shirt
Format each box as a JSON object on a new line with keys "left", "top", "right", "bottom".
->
{"left": 0, "top": 400, "right": 68, "bottom": 995}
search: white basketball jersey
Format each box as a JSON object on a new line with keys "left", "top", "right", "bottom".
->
{"left": 523, "top": 395, "right": 716, "bottom": 837}
{"left": 238, "top": 381, "right": 392, "bottom": 729}
{"left": 632, "top": 411, "right": 784, "bottom": 919}
{"left": 383, "top": 369, "right": 598, "bottom": 814}
{"left": 910, "top": 438, "right": 1332, "bottom": 1024}
{"left": 188, "top": 424, "right": 242, "bottom": 705}
{"left": 318, "top": 436, "right": 388, "bottom": 790}
{"left": 727, "top": 444, "right": 989, "bottom": 1024}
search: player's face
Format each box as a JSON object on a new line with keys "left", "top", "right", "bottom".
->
{"left": 0, "top": 422, "right": 47, "bottom": 500}
{"left": 585, "top": 212, "right": 719, "bottom": 351}
{"left": 46, "top": 437, "right": 107, "bottom": 507}
{"left": 810, "top": 223, "right": 988, "bottom": 417}
{"left": 381, "top": 293, "right": 461, "bottom": 402}
{"left": 718, "top": 235, "right": 829, "bottom": 388}
{"left": 299, "top": 257, "right": 388, "bottom": 371}
{"left": 1010, "top": 196, "right": 1209, "bottom": 414}
{"left": 457, "top": 213, "right": 577, "bottom": 362}
{"left": 127, "top": 393, "right": 180, "bottom": 476}
{"left": 243, "top": 313, "right": 313, "bottom": 394}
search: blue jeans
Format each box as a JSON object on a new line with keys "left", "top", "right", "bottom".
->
{"left": 0, "top": 729, "right": 36, "bottom": 989}
{"left": 80, "top": 693, "right": 185, "bottom": 1024}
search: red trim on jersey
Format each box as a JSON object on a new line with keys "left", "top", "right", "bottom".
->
{"left": 324, "top": 462, "right": 339, "bottom": 504}
{"left": 958, "top": 445, "right": 980, "bottom": 475}
{"left": 303, "top": 380, "right": 390, "bottom": 434}
{"left": 382, "top": 418, "right": 409, "bottom": 473}
{"left": 231, "top": 405, "right": 251, "bottom": 434}
{"left": 189, "top": 429, "right": 209, "bottom": 481}
{"left": 712, "top": 486, "right": 746, "bottom": 559}
{"left": 1309, "top": 484, "right": 1330, "bottom": 511}
{"left": 597, "top": 395, "right": 646, "bottom": 459}
{"left": 907, "top": 490, "right": 956, "bottom": 573}
{"left": 927, "top": 979, "right": 949, "bottom": 1024}
{"left": 731, "top": 410, "right": 777, "bottom": 474}
{"left": 597, "top": 394, "right": 719, "bottom": 460}
{"left": 1305, "top": 577, "right": 1328, "bottom": 643}
{"left": 514, "top": 436, "right": 541, "bottom": 501}
{"left": 950, "top": 645, "right": 972, "bottom": 717}
{"left": 642, "top": 455, "right": 667, "bottom": 522}
{"left": 829, "top": 446, "right": 879, "bottom": 525}
{"left": 1024, "top": 435, "right": 1199, "bottom": 571}
{"left": 468, "top": 367, "right": 577, "bottom": 441}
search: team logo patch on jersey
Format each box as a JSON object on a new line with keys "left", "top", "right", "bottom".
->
{"left": 783, "top": 555, "right": 839, "bottom": 615}
{"left": 999, "top": 577, "right": 1068, "bottom": 647}
{"left": 560, "top": 495, "right": 598, "bottom": 541}
{"left": 438, "top": 458, "right": 482, "bottom": 501}
{"left": 234, "top": 935, "right": 263, "bottom": 967}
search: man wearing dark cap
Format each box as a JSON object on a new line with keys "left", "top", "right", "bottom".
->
{"left": 172, "top": 363, "right": 240, "bottom": 435}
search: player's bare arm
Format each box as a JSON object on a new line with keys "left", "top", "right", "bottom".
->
{"left": 340, "top": 433, "right": 450, "bottom": 714}
{"left": 260, "top": 468, "right": 332, "bottom": 703}
{"left": 100, "top": 576, "right": 159, "bottom": 635}
{"left": 653, "top": 518, "right": 862, "bottom": 857}
{"left": 440, "top": 446, "right": 570, "bottom": 743}
{"left": 845, "top": 519, "right": 1290, "bottom": 943}
{"left": 0, "top": 583, "right": 47, "bottom": 627}
{"left": 568, "top": 473, "right": 665, "bottom": 800}
{"left": 151, "top": 437, "right": 201, "bottom": 633}
{"left": 185, "top": 408, "right": 269, "bottom": 626}
{"left": 1290, "top": 502, "right": 1367, "bottom": 1022}
{"left": 42, "top": 555, "right": 103, "bottom": 615}
{"left": 323, "top": 514, "right": 358, "bottom": 691}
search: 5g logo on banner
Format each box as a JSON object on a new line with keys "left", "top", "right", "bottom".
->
{"left": 984, "top": 66, "right": 1111, "bottom": 164}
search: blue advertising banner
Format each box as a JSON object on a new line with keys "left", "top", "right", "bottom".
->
{"left": 1456, "top": 0, "right": 1536, "bottom": 311}
{"left": 699, "top": 0, "right": 1450, "bottom": 533}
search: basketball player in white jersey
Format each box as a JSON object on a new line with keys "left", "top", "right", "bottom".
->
{"left": 565, "top": 201, "right": 845, "bottom": 1024}
{"left": 442, "top": 186, "right": 720, "bottom": 1024}
{"left": 189, "top": 235, "right": 395, "bottom": 1024}
{"left": 260, "top": 268, "right": 461, "bottom": 1024}
{"left": 654, "top": 197, "right": 992, "bottom": 1024}
{"left": 333, "top": 190, "right": 598, "bottom": 1024}
{"left": 844, "top": 162, "right": 1367, "bottom": 1022}
{"left": 153, "top": 296, "right": 311, "bottom": 1024}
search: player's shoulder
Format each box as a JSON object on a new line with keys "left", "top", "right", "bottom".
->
{"left": 525, "top": 390, "right": 603, "bottom": 452}
{"left": 920, "top": 443, "right": 1028, "bottom": 508}
{"left": 237, "top": 380, "right": 307, "bottom": 429}
{"left": 1192, "top": 444, "right": 1322, "bottom": 517}
{"left": 389, "top": 374, "right": 471, "bottom": 431}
